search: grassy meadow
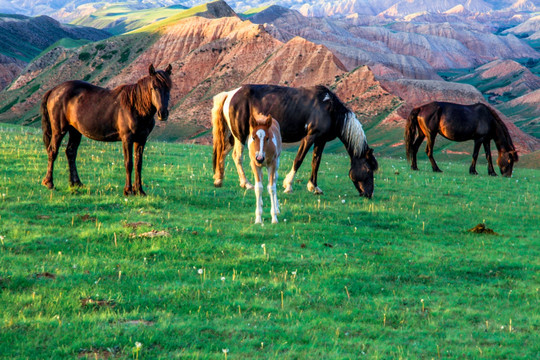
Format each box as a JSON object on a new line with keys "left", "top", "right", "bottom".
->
{"left": 0, "top": 123, "right": 539, "bottom": 359}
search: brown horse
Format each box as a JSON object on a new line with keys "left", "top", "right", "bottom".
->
{"left": 405, "top": 101, "right": 518, "bottom": 177}
{"left": 248, "top": 113, "right": 282, "bottom": 224}
{"left": 41, "top": 64, "right": 172, "bottom": 195}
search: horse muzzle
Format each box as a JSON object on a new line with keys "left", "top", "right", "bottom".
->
{"left": 255, "top": 153, "right": 265, "bottom": 164}
{"left": 353, "top": 181, "right": 373, "bottom": 199}
{"left": 157, "top": 110, "right": 169, "bottom": 121}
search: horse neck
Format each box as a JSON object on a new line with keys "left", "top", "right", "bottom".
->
{"left": 338, "top": 112, "right": 368, "bottom": 161}
{"left": 492, "top": 120, "right": 514, "bottom": 154}
{"left": 117, "top": 81, "right": 155, "bottom": 118}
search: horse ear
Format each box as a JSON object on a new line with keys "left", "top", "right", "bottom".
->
{"left": 366, "top": 147, "right": 374, "bottom": 157}
{"left": 265, "top": 115, "right": 273, "bottom": 128}
{"left": 149, "top": 64, "right": 156, "bottom": 76}
{"left": 165, "top": 64, "right": 172, "bottom": 75}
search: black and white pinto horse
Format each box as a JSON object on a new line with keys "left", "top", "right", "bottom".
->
{"left": 212, "top": 84, "right": 378, "bottom": 198}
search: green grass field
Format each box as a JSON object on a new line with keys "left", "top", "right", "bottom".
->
{"left": 0, "top": 123, "right": 539, "bottom": 359}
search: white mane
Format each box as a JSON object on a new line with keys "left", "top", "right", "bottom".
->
{"left": 341, "top": 111, "right": 367, "bottom": 157}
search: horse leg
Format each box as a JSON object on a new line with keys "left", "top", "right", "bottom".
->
{"left": 65, "top": 128, "right": 83, "bottom": 187}
{"left": 267, "top": 163, "right": 278, "bottom": 224}
{"left": 425, "top": 133, "right": 442, "bottom": 173}
{"left": 483, "top": 140, "right": 497, "bottom": 176}
{"left": 134, "top": 141, "right": 147, "bottom": 196}
{"left": 469, "top": 139, "right": 482, "bottom": 175}
{"left": 42, "top": 132, "right": 66, "bottom": 189}
{"left": 122, "top": 139, "right": 134, "bottom": 196}
{"left": 411, "top": 134, "right": 425, "bottom": 171}
{"left": 250, "top": 161, "right": 263, "bottom": 224}
{"left": 307, "top": 140, "right": 326, "bottom": 195}
{"left": 283, "top": 135, "right": 316, "bottom": 193}
{"left": 232, "top": 139, "right": 253, "bottom": 189}
{"left": 213, "top": 135, "right": 233, "bottom": 187}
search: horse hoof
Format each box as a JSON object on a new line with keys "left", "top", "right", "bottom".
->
{"left": 489, "top": 172, "right": 498, "bottom": 177}
{"left": 137, "top": 190, "right": 147, "bottom": 196}
{"left": 242, "top": 182, "right": 254, "bottom": 190}
{"left": 272, "top": 218, "right": 278, "bottom": 224}
{"left": 469, "top": 171, "right": 478, "bottom": 175}
{"left": 214, "top": 179, "right": 223, "bottom": 188}
{"left": 42, "top": 179, "right": 54, "bottom": 189}
{"left": 283, "top": 186, "right": 293, "bottom": 193}
{"left": 255, "top": 218, "right": 262, "bottom": 224}
{"left": 411, "top": 166, "right": 419, "bottom": 171}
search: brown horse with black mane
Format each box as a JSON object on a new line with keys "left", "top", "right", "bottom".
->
{"left": 405, "top": 101, "right": 518, "bottom": 177}
{"left": 41, "top": 64, "right": 172, "bottom": 195}
{"left": 212, "top": 84, "right": 378, "bottom": 198}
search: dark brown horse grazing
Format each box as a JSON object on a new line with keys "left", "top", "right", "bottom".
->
{"left": 405, "top": 101, "right": 518, "bottom": 177}
{"left": 41, "top": 64, "right": 172, "bottom": 195}
{"left": 212, "top": 84, "right": 378, "bottom": 198}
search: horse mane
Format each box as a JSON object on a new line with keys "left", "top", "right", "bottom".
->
{"left": 113, "top": 71, "right": 172, "bottom": 117}
{"left": 314, "top": 85, "right": 368, "bottom": 157}
{"left": 484, "top": 104, "right": 517, "bottom": 155}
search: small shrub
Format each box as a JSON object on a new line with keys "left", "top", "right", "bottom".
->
{"left": 118, "top": 49, "right": 131, "bottom": 63}
{"left": 79, "top": 52, "right": 91, "bottom": 61}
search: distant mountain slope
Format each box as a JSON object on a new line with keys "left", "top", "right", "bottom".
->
{"left": 452, "top": 59, "right": 540, "bottom": 102}
{"left": 0, "top": 14, "right": 110, "bottom": 62}
{"left": 0, "top": 13, "right": 110, "bottom": 91}
{"left": 72, "top": 4, "right": 189, "bottom": 35}
{"left": 498, "top": 89, "right": 540, "bottom": 138}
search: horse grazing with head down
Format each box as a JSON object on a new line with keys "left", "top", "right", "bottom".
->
{"left": 41, "top": 64, "right": 172, "bottom": 195}
{"left": 405, "top": 101, "right": 518, "bottom": 177}
{"left": 212, "top": 84, "right": 378, "bottom": 198}
{"left": 248, "top": 113, "right": 282, "bottom": 224}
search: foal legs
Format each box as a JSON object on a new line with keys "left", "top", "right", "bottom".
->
{"left": 268, "top": 162, "right": 279, "bottom": 223}
{"left": 232, "top": 139, "right": 253, "bottom": 189}
{"left": 133, "top": 141, "right": 147, "bottom": 195}
{"left": 122, "top": 139, "right": 134, "bottom": 196}
{"left": 250, "top": 161, "right": 264, "bottom": 224}
{"left": 42, "top": 132, "right": 66, "bottom": 189}
{"left": 425, "top": 133, "right": 442, "bottom": 173}
{"left": 483, "top": 140, "right": 497, "bottom": 176}
{"left": 66, "top": 129, "right": 83, "bottom": 187}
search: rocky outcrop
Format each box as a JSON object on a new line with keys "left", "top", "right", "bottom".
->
{"left": 453, "top": 60, "right": 540, "bottom": 100}
{"left": 0, "top": 54, "right": 25, "bottom": 90}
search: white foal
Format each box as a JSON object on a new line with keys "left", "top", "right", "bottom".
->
{"left": 248, "top": 114, "right": 282, "bottom": 224}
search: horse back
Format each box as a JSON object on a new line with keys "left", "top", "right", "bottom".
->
{"left": 420, "top": 102, "right": 494, "bottom": 141}
{"left": 45, "top": 80, "right": 122, "bottom": 141}
{"left": 230, "top": 84, "right": 331, "bottom": 143}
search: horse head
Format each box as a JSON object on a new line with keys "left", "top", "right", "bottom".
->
{"left": 248, "top": 114, "right": 273, "bottom": 164}
{"left": 498, "top": 149, "right": 518, "bottom": 177}
{"left": 349, "top": 148, "right": 378, "bottom": 198}
{"left": 148, "top": 64, "right": 172, "bottom": 121}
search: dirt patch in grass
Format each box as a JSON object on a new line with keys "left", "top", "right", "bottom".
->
{"left": 468, "top": 223, "right": 498, "bottom": 235}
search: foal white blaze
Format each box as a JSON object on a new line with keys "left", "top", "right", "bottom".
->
{"left": 248, "top": 114, "right": 282, "bottom": 224}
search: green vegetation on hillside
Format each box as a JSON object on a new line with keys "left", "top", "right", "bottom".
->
{"left": 71, "top": 3, "right": 189, "bottom": 35}
{"left": 0, "top": 123, "right": 538, "bottom": 359}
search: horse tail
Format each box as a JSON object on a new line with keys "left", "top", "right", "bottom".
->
{"left": 405, "top": 106, "right": 421, "bottom": 163}
{"left": 485, "top": 105, "right": 518, "bottom": 161}
{"left": 41, "top": 89, "right": 53, "bottom": 150}
{"left": 212, "top": 91, "right": 230, "bottom": 174}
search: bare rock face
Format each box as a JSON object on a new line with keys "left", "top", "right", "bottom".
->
{"left": 453, "top": 59, "right": 540, "bottom": 100}
{"left": 0, "top": 54, "right": 25, "bottom": 91}
{"left": 245, "top": 36, "right": 347, "bottom": 87}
